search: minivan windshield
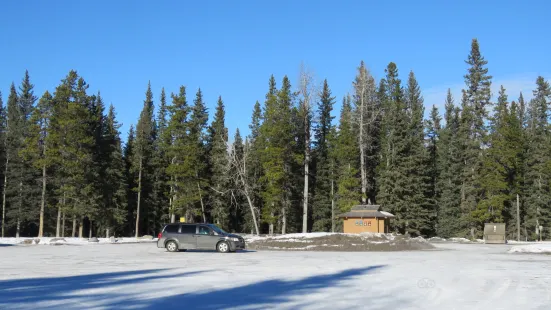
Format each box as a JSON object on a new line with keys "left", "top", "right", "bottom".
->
{"left": 208, "top": 224, "right": 227, "bottom": 234}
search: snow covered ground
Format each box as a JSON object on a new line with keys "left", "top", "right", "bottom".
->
{"left": 508, "top": 242, "right": 551, "bottom": 254}
{"left": 0, "top": 237, "right": 157, "bottom": 245}
{"left": 1, "top": 241, "right": 550, "bottom": 309}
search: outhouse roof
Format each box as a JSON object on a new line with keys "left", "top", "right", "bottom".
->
{"left": 337, "top": 210, "right": 395, "bottom": 218}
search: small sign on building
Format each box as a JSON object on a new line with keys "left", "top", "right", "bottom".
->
{"left": 180, "top": 217, "right": 186, "bottom": 223}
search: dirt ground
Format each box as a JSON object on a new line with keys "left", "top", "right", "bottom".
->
{"left": 245, "top": 234, "right": 435, "bottom": 251}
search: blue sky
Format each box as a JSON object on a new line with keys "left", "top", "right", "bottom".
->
{"left": 1, "top": 0, "right": 550, "bottom": 141}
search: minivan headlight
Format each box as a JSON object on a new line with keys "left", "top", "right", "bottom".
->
{"left": 230, "top": 237, "right": 239, "bottom": 242}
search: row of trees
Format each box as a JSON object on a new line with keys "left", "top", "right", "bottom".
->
{"left": 0, "top": 38, "right": 549, "bottom": 240}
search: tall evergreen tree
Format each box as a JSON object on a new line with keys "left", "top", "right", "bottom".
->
{"left": 437, "top": 90, "right": 463, "bottom": 237}
{"left": 21, "top": 91, "right": 54, "bottom": 237}
{"left": 208, "top": 96, "right": 230, "bottom": 227}
{"left": 352, "top": 61, "right": 381, "bottom": 204}
{"left": 377, "top": 62, "right": 410, "bottom": 233}
{"left": 312, "top": 79, "right": 335, "bottom": 231}
{"left": 460, "top": 38, "right": 493, "bottom": 238}
{"left": 524, "top": 77, "right": 551, "bottom": 240}
{"left": 334, "top": 95, "right": 361, "bottom": 232}
{"left": 189, "top": 88, "right": 209, "bottom": 223}
{"left": 403, "top": 71, "right": 434, "bottom": 236}
{"left": 131, "top": 82, "right": 155, "bottom": 237}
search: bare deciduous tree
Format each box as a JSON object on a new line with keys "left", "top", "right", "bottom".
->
{"left": 229, "top": 140, "right": 260, "bottom": 235}
{"left": 298, "top": 63, "right": 318, "bottom": 233}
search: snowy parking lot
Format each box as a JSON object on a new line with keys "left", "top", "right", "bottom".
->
{"left": 0, "top": 240, "right": 550, "bottom": 309}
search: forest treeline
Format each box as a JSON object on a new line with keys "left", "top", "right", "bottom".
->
{"left": 0, "top": 39, "right": 549, "bottom": 240}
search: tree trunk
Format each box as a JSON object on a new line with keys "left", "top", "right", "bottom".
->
{"left": 135, "top": 157, "right": 143, "bottom": 238}
{"left": 62, "top": 212, "right": 65, "bottom": 237}
{"left": 106, "top": 228, "right": 110, "bottom": 238}
{"left": 89, "top": 220, "right": 92, "bottom": 238}
{"left": 243, "top": 188, "right": 259, "bottom": 235}
{"left": 39, "top": 164, "right": 46, "bottom": 238}
{"left": 331, "top": 174, "right": 335, "bottom": 233}
{"left": 72, "top": 215, "right": 77, "bottom": 238}
{"left": 281, "top": 206, "right": 287, "bottom": 235}
{"left": 16, "top": 179, "right": 22, "bottom": 239}
{"left": 78, "top": 220, "right": 83, "bottom": 238}
{"left": 359, "top": 86, "right": 367, "bottom": 204}
{"left": 1, "top": 154, "right": 8, "bottom": 238}
{"left": 516, "top": 194, "right": 520, "bottom": 242}
{"left": 56, "top": 205, "right": 61, "bottom": 237}
{"left": 197, "top": 182, "right": 206, "bottom": 223}
{"left": 302, "top": 145, "right": 309, "bottom": 233}
{"left": 269, "top": 209, "right": 274, "bottom": 235}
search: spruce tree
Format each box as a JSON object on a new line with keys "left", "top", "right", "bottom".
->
{"left": 524, "top": 77, "right": 551, "bottom": 240}
{"left": 21, "top": 91, "right": 54, "bottom": 237}
{"left": 123, "top": 125, "right": 137, "bottom": 234}
{"left": 352, "top": 61, "right": 380, "bottom": 204}
{"left": 437, "top": 90, "right": 463, "bottom": 237}
{"left": 99, "top": 105, "right": 127, "bottom": 237}
{"left": 312, "top": 79, "right": 335, "bottom": 231}
{"left": 404, "top": 71, "right": 434, "bottom": 236}
{"left": 0, "top": 92, "right": 5, "bottom": 237}
{"left": 5, "top": 71, "right": 39, "bottom": 237}
{"left": 188, "top": 88, "right": 209, "bottom": 223}
{"left": 208, "top": 96, "right": 230, "bottom": 227}
{"left": 377, "top": 62, "right": 409, "bottom": 233}
{"left": 474, "top": 86, "right": 510, "bottom": 229}
{"left": 131, "top": 82, "right": 155, "bottom": 237}
{"left": 460, "top": 38, "right": 493, "bottom": 238}
{"left": 334, "top": 95, "right": 361, "bottom": 232}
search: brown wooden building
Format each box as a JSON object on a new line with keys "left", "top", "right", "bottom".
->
{"left": 337, "top": 205, "right": 395, "bottom": 233}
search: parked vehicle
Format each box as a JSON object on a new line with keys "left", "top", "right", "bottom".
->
{"left": 157, "top": 223, "right": 246, "bottom": 253}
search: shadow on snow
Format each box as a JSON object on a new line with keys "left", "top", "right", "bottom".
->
{"left": 0, "top": 265, "right": 388, "bottom": 309}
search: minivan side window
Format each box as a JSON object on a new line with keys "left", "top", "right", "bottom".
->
{"left": 198, "top": 226, "right": 211, "bottom": 235}
{"left": 164, "top": 224, "right": 179, "bottom": 233}
{"left": 181, "top": 225, "right": 196, "bottom": 234}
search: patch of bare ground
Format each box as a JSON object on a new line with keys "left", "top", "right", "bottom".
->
{"left": 245, "top": 234, "right": 435, "bottom": 251}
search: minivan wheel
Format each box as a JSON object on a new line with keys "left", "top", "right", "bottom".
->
{"left": 217, "top": 241, "right": 230, "bottom": 253}
{"left": 166, "top": 241, "right": 178, "bottom": 252}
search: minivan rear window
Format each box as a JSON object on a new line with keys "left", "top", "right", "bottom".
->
{"left": 181, "top": 225, "right": 196, "bottom": 234}
{"left": 164, "top": 224, "right": 179, "bottom": 233}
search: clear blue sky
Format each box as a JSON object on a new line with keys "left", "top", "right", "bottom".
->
{"left": 1, "top": 0, "right": 550, "bottom": 141}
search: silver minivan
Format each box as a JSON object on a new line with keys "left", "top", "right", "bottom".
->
{"left": 157, "top": 223, "right": 246, "bottom": 253}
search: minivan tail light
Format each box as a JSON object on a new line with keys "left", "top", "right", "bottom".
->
{"left": 158, "top": 232, "right": 162, "bottom": 239}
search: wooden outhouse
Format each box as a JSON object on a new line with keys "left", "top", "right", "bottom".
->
{"left": 483, "top": 223, "right": 506, "bottom": 244}
{"left": 337, "top": 205, "right": 395, "bottom": 233}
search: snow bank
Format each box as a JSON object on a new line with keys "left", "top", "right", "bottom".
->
{"left": 0, "top": 237, "right": 158, "bottom": 246}
{"left": 508, "top": 243, "right": 551, "bottom": 254}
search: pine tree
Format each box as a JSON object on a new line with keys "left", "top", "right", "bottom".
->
{"left": 0, "top": 92, "right": 5, "bottom": 237}
{"left": 48, "top": 71, "right": 95, "bottom": 238}
{"left": 404, "top": 71, "right": 434, "bottom": 236}
{"left": 208, "top": 96, "right": 230, "bottom": 227}
{"left": 123, "top": 125, "right": 136, "bottom": 234}
{"left": 524, "top": 77, "right": 551, "bottom": 240}
{"left": 474, "top": 86, "right": 510, "bottom": 229}
{"left": 99, "top": 105, "right": 127, "bottom": 237}
{"left": 426, "top": 104, "right": 441, "bottom": 231}
{"left": 188, "top": 88, "right": 209, "bottom": 223}
{"left": 312, "top": 79, "right": 335, "bottom": 231}
{"left": 5, "top": 71, "right": 39, "bottom": 238}
{"left": 131, "top": 82, "right": 155, "bottom": 237}
{"left": 377, "top": 62, "right": 410, "bottom": 233}
{"left": 150, "top": 88, "right": 169, "bottom": 234}
{"left": 352, "top": 61, "right": 381, "bottom": 204}
{"left": 334, "top": 95, "right": 361, "bottom": 232}
{"left": 460, "top": 38, "right": 493, "bottom": 238}
{"left": 259, "top": 75, "right": 296, "bottom": 234}
{"left": 21, "top": 91, "right": 54, "bottom": 237}
{"left": 437, "top": 90, "right": 463, "bottom": 237}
